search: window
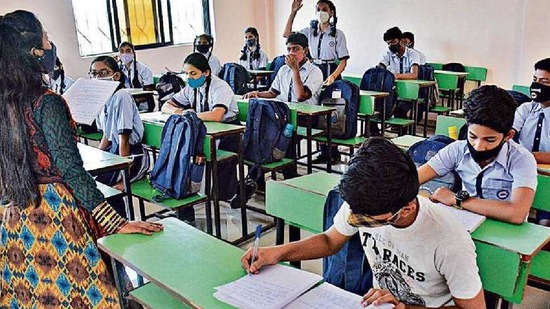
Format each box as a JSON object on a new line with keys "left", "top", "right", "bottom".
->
{"left": 71, "top": 0, "right": 211, "bottom": 56}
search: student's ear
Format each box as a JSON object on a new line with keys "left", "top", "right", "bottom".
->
{"left": 113, "top": 72, "right": 122, "bottom": 82}
{"left": 204, "top": 70, "right": 211, "bottom": 78}
{"left": 504, "top": 129, "right": 515, "bottom": 141}
{"left": 399, "top": 199, "right": 417, "bottom": 218}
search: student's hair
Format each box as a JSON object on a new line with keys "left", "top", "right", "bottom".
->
{"left": 402, "top": 31, "right": 415, "bottom": 43}
{"left": 55, "top": 57, "right": 66, "bottom": 94}
{"left": 118, "top": 41, "right": 141, "bottom": 88}
{"left": 184, "top": 53, "right": 213, "bottom": 108}
{"left": 286, "top": 32, "right": 309, "bottom": 48}
{"left": 383, "top": 26, "right": 402, "bottom": 41}
{"left": 0, "top": 10, "right": 47, "bottom": 207}
{"left": 339, "top": 138, "right": 419, "bottom": 216}
{"left": 90, "top": 55, "right": 127, "bottom": 90}
{"left": 313, "top": 0, "right": 337, "bottom": 37}
{"left": 240, "top": 27, "right": 262, "bottom": 62}
{"left": 535, "top": 58, "right": 550, "bottom": 73}
{"left": 464, "top": 85, "right": 517, "bottom": 135}
{"left": 194, "top": 34, "right": 214, "bottom": 56}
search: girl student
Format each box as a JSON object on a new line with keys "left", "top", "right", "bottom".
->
{"left": 90, "top": 55, "right": 150, "bottom": 216}
{"left": 284, "top": 0, "right": 350, "bottom": 164}
{"left": 283, "top": 0, "right": 350, "bottom": 86}
{"left": 162, "top": 53, "right": 240, "bottom": 212}
{"left": 194, "top": 34, "right": 222, "bottom": 76}
{"left": 51, "top": 56, "right": 75, "bottom": 95}
{"left": 118, "top": 41, "right": 155, "bottom": 111}
{"left": 239, "top": 27, "right": 269, "bottom": 70}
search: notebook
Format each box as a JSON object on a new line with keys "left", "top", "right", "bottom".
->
{"left": 438, "top": 203, "right": 486, "bottom": 232}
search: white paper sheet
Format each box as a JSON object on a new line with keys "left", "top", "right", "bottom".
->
{"left": 284, "top": 282, "right": 363, "bottom": 309}
{"left": 62, "top": 78, "right": 120, "bottom": 125}
{"left": 139, "top": 111, "right": 171, "bottom": 123}
{"left": 438, "top": 203, "right": 486, "bottom": 232}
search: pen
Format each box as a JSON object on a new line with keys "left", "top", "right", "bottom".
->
{"left": 249, "top": 224, "right": 262, "bottom": 275}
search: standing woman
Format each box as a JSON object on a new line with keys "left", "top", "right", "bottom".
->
{"left": 0, "top": 10, "right": 162, "bottom": 308}
{"left": 118, "top": 41, "right": 155, "bottom": 111}
{"left": 283, "top": 0, "right": 350, "bottom": 86}
{"left": 194, "top": 34, "right": 222, "bottom": 76}
{"left": 239, "top": 27, "right": 269, "bottom": 70}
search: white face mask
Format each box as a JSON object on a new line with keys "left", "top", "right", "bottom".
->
{"left": 94, "top": 75, "right": 115, "bottom": 81}
{"left": 119, "top": 53, "right": 134, "bottom": 65}
{"left": 316, "top": 11, "right": 330, "bottom": 24}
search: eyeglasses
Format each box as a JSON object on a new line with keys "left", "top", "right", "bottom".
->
{"left": 347, "top": 208, "right": 402, "bottom": 228}
{"left": 88, "top": 69, "right": 114, "bottom": 78}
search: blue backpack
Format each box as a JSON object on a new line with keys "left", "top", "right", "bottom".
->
{"left": 407, "top": 134, "right": 461, "bottom": 192}
{"left": 243, "top": 98, "right": 292, "bottom": 166}
{"left": 267, "top": 55, "right": 286, "bottom": 89}
{"left": 218, "top": 62, "right": 251, "bottom": 95}
{"left": 323, "top": 187, "right": 373, "bottom": 295}
{"left": 318, "top": 80, "right": 360, "bottom": 139}
{"left": 360, "top": 68, "right": 395, "bottom": 120}
{"left": 150, "top": 113, "right": 207, "bottom": 200}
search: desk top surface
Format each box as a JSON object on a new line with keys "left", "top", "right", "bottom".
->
{"left": 247, "top": 69, "right": 274, "bottom": 75}
{"left": 396, "top": 79, "right": 437, "bottom": 86}
{"left": 236, "top": 98, "right": 335, "bottom": 115}
{"left": 360, "top": 90, "right": 390, "bottom": 97}
{"left": 277, "top": 172, "right": 341, "bottom": 195}
{"left": 78, "top": 143, "right": 132, "bottom": 173}
{"left": 98, "top": 217, "right": 244, "bottom": 308}
{"left": 140, "top": 112, "right": 245, "bottom": 136}
{"left": 434, "top": 70, "right": 469, "bottom": 77}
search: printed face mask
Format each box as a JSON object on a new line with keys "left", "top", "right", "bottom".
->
{"left": 119, "top": 53, "right": 134, "bottom": 65}
{"left": 530, "top": 82, "right": 550, "bottom": 104}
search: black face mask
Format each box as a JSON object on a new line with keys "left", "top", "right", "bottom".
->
{"left": 246, "top": 39, "right": 256, "bottom": 47}
{"left": 41, "top": 42, "right": 57, "bottom": 74}
{"left": 196, "top": 44, "right": 210, "bottom": 54}
{"left": 467, "top": 139, "right": 505, "bottom": 163}
{"left": 389, "top": 43, "right": 400, "bottom": 54}
{"left": 52, "top": 69, "right": 61, "bottom": 80}
{"left": 530, "top": 82, "right": 550, "bottom": 104}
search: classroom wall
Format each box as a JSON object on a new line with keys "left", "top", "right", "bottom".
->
{"left": 271, "top": 0, "right": 550, "bottom": 89}
{"left": 1, "top": 0, "right": 272, "bottom": 78}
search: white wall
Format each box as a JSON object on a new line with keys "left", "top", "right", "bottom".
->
{"left": 272, "top": 0, "right": 550, "bottom": 88}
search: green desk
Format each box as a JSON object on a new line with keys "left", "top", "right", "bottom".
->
{"left": 395, "top": 80, "right": 437, "bottom": 137}
{"left": 140, "top": 112, "right": 247, "bottom": 239}
{"left": 512, "top": 85, "right": 530, "bottom": 97}
{"left": 98, "top": 217, "right": 245, "bottom": 308}
{"left": 78, "top": 143, "right": 135, "bottom": 219}
{"left": 265, "top": 173, "right": 550, "bottom": 305}
{"left": 359, "top": 90, "right": 389, "bottom": 136}
{"left": 434, "top": 70, "right": 469, "bottom": 111}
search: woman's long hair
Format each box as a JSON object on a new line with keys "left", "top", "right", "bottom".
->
{"left": 0, "top": 10, "right": 46, "bottom": 207}
{"left": 239, "top": 27, "right": 262, "bottom": 62}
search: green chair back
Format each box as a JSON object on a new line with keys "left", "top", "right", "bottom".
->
{"left": 342, "top": 74, "right": 362, "bottom": 87}
{"left": 435, "top": 73, "right": 459, "bottom": 91}
{"left": 435, "top": 115, "right": 466, "bottom": 136}
{"left": 512, "top": 85, "right": 530, "bottom": 97}
{"left": 464, "top": 66, "right": 488, "bottom": 82}
{"left": 533, "top": 174, "right": 550, "bottom": 212}
{"left": 428, "top": 62, "right": 444, "bottom": 70}
{"left": 358, "top": 95, "right": 374, "bottom": 115}
{"left": 142, "top": 122, "right": 164, "bottom": 148}
{"left": 395, "top": 81, "right": 420, "bottom": 100}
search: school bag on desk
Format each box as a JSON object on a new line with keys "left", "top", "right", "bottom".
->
{"left": 218, "top": 62, "right": 251, "bottom": 95}
{"left": 149, "top": 113, "right": 207, "bottom": 200}
{"left": 156, "top": 71, "right": 185, "bottom": 110}
{"left": 318, "top": 79, "right": 360, "bottom": 139}
{"left": 360, "top": 67, "right": 395, "bottom": 120}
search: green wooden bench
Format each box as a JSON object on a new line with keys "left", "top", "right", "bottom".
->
{"left": 129, "top": 283, "right": 191, "bottom": 309}
{"left": 528, "top": 174, "right": 550, "bottom": 290}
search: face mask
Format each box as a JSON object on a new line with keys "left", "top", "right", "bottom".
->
{"left": 246, "top": 39, "right": 256, "bottom": 47}
{"left": 467, "top": 139, "right": 505, "bottom": 163}
{"left": 41, "top": 42, "right": 57, "bottom": 74}
{"left": 389, "top": 43, "right": 400, "bottom": 54}
{"left": 119, "top": 53, "right": 134, "bottom": 65}
{"left": 196, "top": 44, "right": 210, "bottom": 54}
{"left": 316, "top": 11, "right": 330, "bottom": 24}
{"left": 187, "top": 74, "right": 206, "bottom": 89}
{"left": 347, "top": 208, "right": 403, "bottom": 228}
{"left": 94, "top": 75, "right": 115, "bottom": 81}
{"left": 530, "top": 82, "right": 550, "bottom": 104}
{"left": 52, "top": 69, "right": 61, "bottom": 80}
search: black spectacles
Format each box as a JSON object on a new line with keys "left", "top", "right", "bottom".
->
{"left": 88, "top": 69, "right": 114, "bottom": 78}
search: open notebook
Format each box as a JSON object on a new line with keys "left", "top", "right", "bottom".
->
{"left": 214, "top": 265, "right": 394, "bottom": 309}
{"left": 437, "top": 203, "right": 486, "bottom": 233}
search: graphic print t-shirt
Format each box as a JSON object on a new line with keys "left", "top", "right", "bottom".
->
{"left": 333, "top": 196, "right": 482, "bottom": 307}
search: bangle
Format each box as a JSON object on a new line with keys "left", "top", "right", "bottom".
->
{"left": 91, "top": 201, "right": 129, "bottom": 234}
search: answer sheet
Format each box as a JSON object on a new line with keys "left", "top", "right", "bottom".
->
{"left": 63, "top": 78, "right": 120, "bottom": 125}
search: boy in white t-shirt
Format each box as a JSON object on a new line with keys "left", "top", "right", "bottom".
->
{"left": 241, "top": 138, "right": 485, "bottom": 309}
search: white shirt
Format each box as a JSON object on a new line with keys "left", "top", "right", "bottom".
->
{"left": 52, "top": 75, "right": 75, "bottom": 95}
{"left": 414, "top": 49, "right": 427, "bottom": 65}
{"left": 269, "top": 61, "right": 324, "bottom": 105}
{"left": 239, "top": 48, "right": 269, "bottom": 70}
{"left": 96, "top": 89, "right": 144, "bottom": 146}
{"left": 514, "top": 101, "right": 550, "bottom": 152}
{"left": 380, "top": 47, "right": 421, "bottom": 75}
{"left": 171, "top": 75, "right": 238, "bottom": 122}
{"left": 300, "top": 26, "right": 350, "bottom": 61}
{"left": 201, "top": 51, "right": 222, "bottom": 76}
{"left": 121, "top": 60, "right": 154, "bottom": 88}
{"left": 333, "top": 197, "right": 482, "bottom": 307}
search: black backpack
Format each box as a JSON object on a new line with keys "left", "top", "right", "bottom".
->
{"left": 318, "top": 80, "right": 360, "bottom": 139}
{"left": 266, "top": 55, "right": 286, "bottom": 89}
{"left": 218, "top": 63, "right": 251, "bottom": 95}
{"left": 360, "top": 68, "right": 395, "bottom": 120}
{"left": 156, "top": 72, "right": 185, "bottom": 108}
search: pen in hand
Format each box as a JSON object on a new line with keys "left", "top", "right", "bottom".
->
{"left": 249, "top": 224, "right": 262, "bottom": 275}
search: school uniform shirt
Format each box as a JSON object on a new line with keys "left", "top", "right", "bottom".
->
{"left": 52, "top": 75, "right": 75, "bottom": 94}
{"left": 171, "top": 75, "right": 238, "bottom": 123}
{"left": 96, "top": 89, "right": 144, "bottom": 147}
{"left": 414, "top": 49, "right": 427, "bottom": 65}
{"left": 333, "top": 197, "right": 482, "bottom": 308}
{"left": 269, "top": 61, "right": 324, "bottom": 105}
{"left": 239, "top": 48, "right": 269, "bottom": 70}
{"left": 201, "top": 51, "right": 222, "bottom": 77}
{"left": 428, "top": 140, "right": 537, "bottom": 201}
{"left": 513, "top": 101, "right": 550, "bottom": 152}
{"left": 380, "top": 47, "right": 421, "bottom": 75}
{"left": 121, "top": 60, "right": 154, "bottom": 88}
{"left": 300, "top": 26, "right": 350, "bottom": 61}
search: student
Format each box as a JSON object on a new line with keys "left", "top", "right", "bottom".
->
{"left": 401, "top": 31, "right": 427, "bottom": 65}
{"left": 241, "top": 138, "right": 485, "bottom": 309}
{"left": 513, "top": 58, "right": 550, "bottom": 164}
{"left": 194, "top": 34, "right": 222, "bottom": 76}
{"left": 162, "top": 52, "right": 240, "bottom": 205}
{"left": 283, "top": 0, "right": 350, "bottom": 86}
{"left": 244, "top": 32, "right": 323, "bottom": 106}
{"left": 418, "top": 85, "right": 537, "bottom": 224}
{"left": 51, "top": 56, "right": 75, "bottom": 94}
{"left": 90, "top": 56, "right": 150, "bottom": 216}
{"left": 239, "top": 27, "right": 268, "bottom": 70}
{"left": 0, "top": 10, "right": 161, "bottom": 308}
{"left": 118, "top": 41, "right": 155, "bottom": 111}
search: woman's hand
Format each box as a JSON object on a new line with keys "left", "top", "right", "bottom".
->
{"left": 117, "top": 221, "right": 164, "bottom": 235}
{"left": 291, "top": 0, "right": 303, "bottom": 13}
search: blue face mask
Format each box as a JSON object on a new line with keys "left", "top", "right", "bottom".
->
{"left": 188, "top": 74, "right": 206, "bottom": 89}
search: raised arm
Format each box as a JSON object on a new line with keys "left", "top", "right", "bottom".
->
{"left": 283, "top": 0, "right": 303, "bottom": 38}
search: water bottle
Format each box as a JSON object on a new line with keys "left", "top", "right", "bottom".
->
{"left": 273, "top": 123, "right": 294, "bottom": 160}
{"left": 283, "top": 123, "right": 294, "bottom": 138}
{"left": 448, "top": 126, "right": 458, "bottom": 140}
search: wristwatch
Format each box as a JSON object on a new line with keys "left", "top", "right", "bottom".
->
{"left": 455, "top": 190, "right": 470, "bottom": 209}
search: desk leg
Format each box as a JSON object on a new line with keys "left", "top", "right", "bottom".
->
{"left": 211, "top": 139, "right": 222, "bottom": 238}
{"left": 381, "top": 97, "right": 386, "bottom": 137}
{"left": 289, "top": 226, "right": 301, "bottom": 269}
{"left": 275, "top": 218, "right": 285, "bottom": 245}
{"left": 238, "top": 133, "right": 248, "bottom": 237}
{"left": 423, "top": 86, "right": 431, "bottom": 138}
{"left": 307, "top": 117, "right": 313, "bottom": 174}
{"left": 411, "top": 99, "right": 419, "bottom": 136}
{"left": 122, "top": 167, "right": 134, "bottom": 220}
{"left": 205, "top": 163, "right": 213, "bottom": 235}
{"left": 110, "top": 258, "right": 127, "bottom": 308}
{"left": 326, "top": 113, "right": 332, "bottom": 173}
